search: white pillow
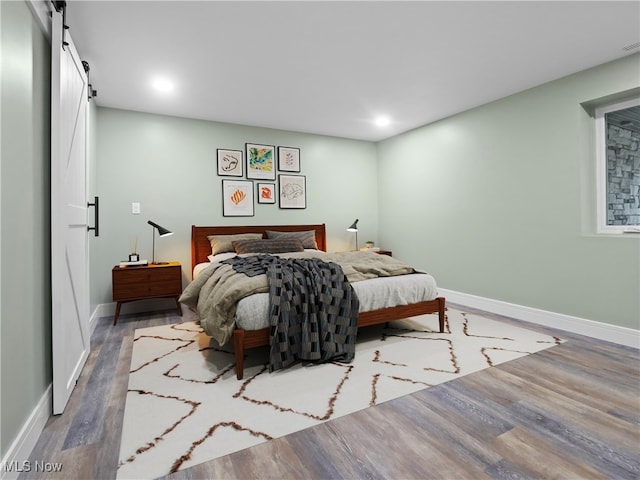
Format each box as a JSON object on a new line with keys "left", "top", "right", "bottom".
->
{"left": 208, "top": 252, "right": 237, "bottom": 263}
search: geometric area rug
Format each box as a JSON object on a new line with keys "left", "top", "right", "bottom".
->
{"left": 116, "top": 309, "right": 563, "bottom": 479}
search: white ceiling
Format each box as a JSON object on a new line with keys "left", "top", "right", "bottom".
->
{"left": 65, "top": 1, "right": 640, "bottom": 142}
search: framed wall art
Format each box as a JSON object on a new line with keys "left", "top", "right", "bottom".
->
{"left": 277, "top": 146, "right": 300, "bottom": 172}
{"left": 217, "top": 149, "right": 243, "bottom": 176}
{"left": 279, "top": 174, "right": 306, "bottom": 209}
{"left": 246, "top": 143, "right": 275, "bottom": 180}
{"left": 257, "top": 183, "right": 276, "bottom": 204}
{"left": 222, "top": 179, "right": 254, "bottom": 216}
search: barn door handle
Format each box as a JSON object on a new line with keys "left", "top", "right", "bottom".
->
{"left": 88, "top": 196, "right": 99, "bottom": 237}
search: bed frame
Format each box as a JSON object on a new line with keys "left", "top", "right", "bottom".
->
{"left": 191, "top": 224, "right": 446, "bottom": 379}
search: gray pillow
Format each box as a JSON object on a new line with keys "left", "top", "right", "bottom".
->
{"left": 265, "top": 230, "right": 318, "bottom": 249}
{"left": 208, "top": 233, "right": 263, "bottom": 256}
{"left": 232, "top": 238, "right": 305, "bottom": 254}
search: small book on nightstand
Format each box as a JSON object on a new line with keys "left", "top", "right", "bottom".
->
{"left": 119, "top": 259, "right": 149, "bottom": 267}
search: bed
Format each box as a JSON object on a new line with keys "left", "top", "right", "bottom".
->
{"left": 184, "top": 224, "right": 446, "bottom": 379}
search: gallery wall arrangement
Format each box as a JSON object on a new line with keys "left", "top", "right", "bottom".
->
{"left": 217, "top": 143, "right": 305, "bottom": 216}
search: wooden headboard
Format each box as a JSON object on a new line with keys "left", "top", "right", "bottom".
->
{"left": 191, "top": 224, "right": 327, "bottom": 271}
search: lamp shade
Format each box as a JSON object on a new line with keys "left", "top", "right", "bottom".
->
{"left": 147, "top": 220, "right": 173, "bottom": 237}
{"left": 347, "top": 219, "right": 359, "bottom": 232}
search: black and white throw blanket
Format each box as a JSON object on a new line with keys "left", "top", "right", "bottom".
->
{"left": 223, "top": 255, "right": 359, "bottom": 371}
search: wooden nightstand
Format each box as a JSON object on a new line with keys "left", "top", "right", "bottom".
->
{"left": 112, "top": 261, "right": 183, "bottom": 325}
{"left": 374, "top": 249, "right": 392, "bottom": 256}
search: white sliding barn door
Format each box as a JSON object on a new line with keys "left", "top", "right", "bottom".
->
{"left": 51, "top": 9, "right": 90, "bottom": 415}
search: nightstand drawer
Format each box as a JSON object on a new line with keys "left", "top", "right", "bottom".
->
{"left": 114, "top": 269, "right": 151, "bottom": 283}
{"left": 112, "top": 270, "right": 152, "bottom": 298}
{"left": 148, "top": 277, "right": 182, "bottom": 296}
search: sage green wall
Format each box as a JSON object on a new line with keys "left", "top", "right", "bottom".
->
{"left": 91, "top": 108, "right": 378, "bottom": 310}
{"left": 378, "top": 54, "right": 640, "bottom": 330}
{"left": 0, "top": 0, "right": 51, "bottom": 457}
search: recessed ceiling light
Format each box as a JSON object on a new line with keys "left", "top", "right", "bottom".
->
{"left": 375, "top": 116, "right": 390, "bottom": 127}
{"left": 152, "top": 78, "right": 174, "bottom": 92}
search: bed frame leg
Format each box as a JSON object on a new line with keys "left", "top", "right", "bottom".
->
{"left": 438, "top": 297, "right": 446, "bottom": 333}
{"left": 233, "top": 329, "right": 246, "bottom": 380}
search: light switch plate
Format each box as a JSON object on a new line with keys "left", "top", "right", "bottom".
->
{"left": 132, "top": 202, "right": 141, "bottom": 214}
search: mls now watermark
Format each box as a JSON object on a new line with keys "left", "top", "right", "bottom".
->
{"left": 3, "top": 461, "right": 63, "bottom": 473}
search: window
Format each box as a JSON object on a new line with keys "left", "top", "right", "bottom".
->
{"left": 595, "top": 98, "right": 640, "bottom": 234}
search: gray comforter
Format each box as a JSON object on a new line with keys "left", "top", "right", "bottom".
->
{"left": 178, "top": 250, "right": 418, "bottom": 346}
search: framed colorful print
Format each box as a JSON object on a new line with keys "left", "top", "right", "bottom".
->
{"left": 279, "top": 174, "right": 306, "bottom": 209}
{"left": 222, "top": 179, "right": 254, "bottom": 216}
{"left": 246, "top": 143, "right": 276, "bottom": 180}
{"left": 217, "top": 149, "right": 243, "bottom": 177}
{"left": 257, "top": 183, "right": 276, "bottom": 204}
{"left": 277, "top": 146, "right": 300, "bottom": 172}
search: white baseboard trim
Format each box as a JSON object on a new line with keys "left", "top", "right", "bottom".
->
{"left": 89, "top": 302, "right": 115, "bottom": 330}
{"left": 439, "top": 288, "right": 639, "bottom": 349}
{"left": 89, "top": 305, "right": 103, "bottom": 333}
{"left": 90, "top": 294, "right": 638, "bottom": 348}
{"left": 0, "top": 384, "right": 52, "bottom": 480}
{"left": 91, "top": 299, "right": 181, "bottom": 325}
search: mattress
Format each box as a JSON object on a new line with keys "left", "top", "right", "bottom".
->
{"left": 193, "top": 261, "right": 438, "bottom": 331}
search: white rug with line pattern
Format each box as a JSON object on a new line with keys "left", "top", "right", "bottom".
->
{"left": 117, "top": 308, "right": 563, "bottom": 479}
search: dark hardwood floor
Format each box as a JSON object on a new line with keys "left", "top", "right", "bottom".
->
{"left": 22, "top": 305, "right": 639, "bottom": 479}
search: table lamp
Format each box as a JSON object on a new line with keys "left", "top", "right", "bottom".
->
{"left": 148, "top": 220, "right": 173, "bottom": 264}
